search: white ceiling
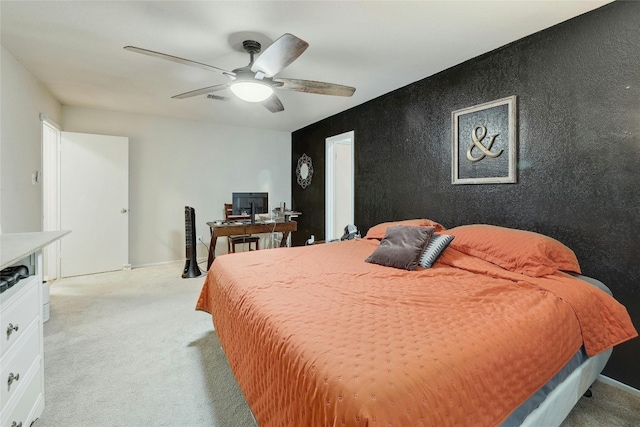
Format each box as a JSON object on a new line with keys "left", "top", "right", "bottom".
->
{"left": 1, "top": 1, "right": 612, "bottom": 132}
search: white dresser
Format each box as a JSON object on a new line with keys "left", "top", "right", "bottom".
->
{"left": 0, "top": 231, "right": 69, "bottom": 427}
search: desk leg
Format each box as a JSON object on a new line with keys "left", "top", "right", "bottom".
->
{"left": 207, "top": 230, "right": 219, "bottom": 270}
{"left": 280, "top": 231, "right": 291, "bottom": 248}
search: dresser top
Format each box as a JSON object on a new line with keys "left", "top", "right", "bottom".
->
{"left": 1, "top": 230, "right": 71, "bottom": 270}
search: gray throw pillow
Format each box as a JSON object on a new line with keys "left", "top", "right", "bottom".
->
{"left": 418, "top": 234, "right": 454, "bottom": 268}
{"left": 365, "top": 225, "right": 435, "bottom": 271}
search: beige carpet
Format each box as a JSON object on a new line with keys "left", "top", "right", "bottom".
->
{"left": 38, "top": 262, "right": 255, "bottom": 427}
{"left": 562, "top": 380, "right": 640, "bottom": 426}
{"left": 36, "top": 262, "right": 640, "bottom": 426}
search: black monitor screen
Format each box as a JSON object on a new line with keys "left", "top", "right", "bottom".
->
{"left": 232, "top": 192, "right": 268, "bottom": 216}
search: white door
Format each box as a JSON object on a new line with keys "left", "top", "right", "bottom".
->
{"left": 60, "top": 132, "right": 129, "bottom": 277}
{"left": 325, "top": 131, "right": 354, "bottom": 241}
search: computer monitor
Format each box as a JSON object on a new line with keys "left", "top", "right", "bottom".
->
{"left": 232, "top": 192, "right": 269, "bottom": 216}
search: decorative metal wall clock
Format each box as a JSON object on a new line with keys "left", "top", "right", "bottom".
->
{"left": 296, "top": 153, "right": 314, "bottom": 189}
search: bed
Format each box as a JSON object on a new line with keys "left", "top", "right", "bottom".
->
{"left": 196, "top": 221, "right": 637, "bottom": 426}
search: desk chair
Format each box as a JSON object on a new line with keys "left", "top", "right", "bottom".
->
{"left": 224, "top": 203, "right": 260, "bottom": 253}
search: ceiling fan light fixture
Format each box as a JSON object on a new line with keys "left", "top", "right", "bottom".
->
{"left": 230, "top": 80, "right": 273, "bottom": 103}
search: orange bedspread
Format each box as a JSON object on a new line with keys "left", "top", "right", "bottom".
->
{"left": 196, "top": 239, "right": 637, "bottom": 426}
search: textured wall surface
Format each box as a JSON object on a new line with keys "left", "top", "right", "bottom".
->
{"left": 291, "top": 2, "right": 640, "bottom": 388}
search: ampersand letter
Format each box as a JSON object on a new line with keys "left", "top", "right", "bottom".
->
{"left": 466, "top": 125, "right": 502, "bottom": 163}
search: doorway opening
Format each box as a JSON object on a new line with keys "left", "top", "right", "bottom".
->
{"left": 41, "top": 122, "right": 130, "bottom": 279}
{"left": 325, "top": 131, "right": 354, "bottom": 241}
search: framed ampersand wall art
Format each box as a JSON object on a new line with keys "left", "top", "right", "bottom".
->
{"left": 451, "top": 96, "right": 517, "bottom": 184}
{"left": 296, "top": 153, "right": 313, "bottom": 189}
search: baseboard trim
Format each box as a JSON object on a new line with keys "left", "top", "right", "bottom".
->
{"left": 132, "top": 257, "right": 208, "bottom": 269}
{"left": 597, "top": 374, "right": 640, "bottom": 397}
{"left": 132, "top": 259, "right": 182, "bottom": 269}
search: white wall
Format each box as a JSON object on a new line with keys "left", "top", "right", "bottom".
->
{"left": 1, "top": 46, "right": 62, "bottom": 232}
{"left": 1, "top": 44, "right": 291, "bottom": 266}
{"left": 62, "top": 106, "right": 291, "bottom": 267}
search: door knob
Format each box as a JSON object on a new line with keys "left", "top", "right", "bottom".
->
{"left": 121, "top": 208, "right": 128, "bottom": 213}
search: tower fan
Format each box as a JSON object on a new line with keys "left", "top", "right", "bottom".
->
{"left": 182, "top": 206, "right": 202, "bottom": 278}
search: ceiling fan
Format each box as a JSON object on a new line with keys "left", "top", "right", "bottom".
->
{"left": 124, "top": 33, "right": 355, "bottom": 113}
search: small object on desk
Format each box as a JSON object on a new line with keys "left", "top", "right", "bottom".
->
{"left": 250, "top": 201, "right": 256, "bottom": 225}
{"left": 283, "top": 211, "right": 302, "bottom": 222}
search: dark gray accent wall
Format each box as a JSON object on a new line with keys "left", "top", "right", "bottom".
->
{"left": 291, "top": 1, "right": 640, "bottom": 389}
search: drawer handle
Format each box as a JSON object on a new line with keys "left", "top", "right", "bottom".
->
{"left": 8, "top": 372, "right": 20, "bottom": 389}
{"left": 11, "top": 422, "right": 22, "bottom": 427}
{"left": 6, "top": 323, "right": 19, "bottom": 338}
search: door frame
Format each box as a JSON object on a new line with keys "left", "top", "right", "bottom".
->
{"left": 41, "top": 114, "right": 61, "bottom": 281}
{"left": 325, "top": 130, "right": 355, "bottom": 241}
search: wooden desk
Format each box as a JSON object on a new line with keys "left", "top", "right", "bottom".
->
{"left": 206, "top": 220, "right": 297, "bottom": 269}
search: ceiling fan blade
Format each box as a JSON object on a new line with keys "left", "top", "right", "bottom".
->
{"left": 251, "top": 34, "right": 309, "bottom": 78}
{"left": 262, "top": 94, "right": 285, "bottom": 113}
{"left": 172, "top": 84, "right": 229, "bottom": 99}
{"left": 124, "top": 46, "right": 234, "bottom": 75}
{"left": 274, "top": 78, "right": 355, "bottom": 97}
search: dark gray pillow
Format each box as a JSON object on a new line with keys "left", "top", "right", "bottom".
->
{"left": 418, "top": 234, "right": 454, "bottom": 268}
{"left": 365, "top": 225, "right": 435, "bottom": 271}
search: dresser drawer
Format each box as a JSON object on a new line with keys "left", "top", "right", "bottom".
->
{"left": 0, "top": 364, "right": 43, "bottom": 427}
{"left": 1, "top": 322, "right": 40, "bottom": 412}
{"left": 0, "top": 277, "right": 39, "bottom": 358}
